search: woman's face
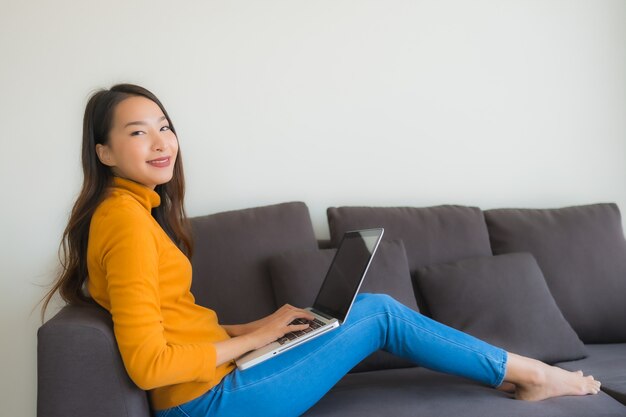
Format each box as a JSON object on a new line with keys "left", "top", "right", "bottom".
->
{"left": 96, "top": 96, "right": 178, "bottom": 189}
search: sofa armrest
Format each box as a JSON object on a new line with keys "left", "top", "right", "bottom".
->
{"left": 37, "top": 303, "right": 151, "bottom": 417}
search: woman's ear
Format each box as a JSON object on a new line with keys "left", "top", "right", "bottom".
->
{"left": 95, "top": 144, "right": 115, "bottom": 167}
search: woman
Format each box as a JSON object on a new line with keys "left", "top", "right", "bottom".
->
{"left": 42, "top": 84, "right": 601, "bottom": 417}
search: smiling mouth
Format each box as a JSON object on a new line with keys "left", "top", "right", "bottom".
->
{"left": 147, "top": 157, "right": 171, "bottom": 168}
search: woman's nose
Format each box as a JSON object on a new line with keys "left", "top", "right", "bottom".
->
{"left": 152, "top": 132, "right": 168, "bottom": 152}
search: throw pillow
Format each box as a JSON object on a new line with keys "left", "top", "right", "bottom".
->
{"left": 269, "top": 239, "right": 418, "bottom": 372}
{"left": 414, "top": 252, "right": 587, "bottom": 364}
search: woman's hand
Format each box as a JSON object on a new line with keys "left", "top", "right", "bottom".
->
{"left": 214, "top": 304, "right": 316, "bottom": 366}
{"left": 247, "top": 304, "right": 316, "bottom": 350}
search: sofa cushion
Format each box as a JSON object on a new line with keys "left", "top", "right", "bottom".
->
{"left": 327, "top": 205, "right": 493, "bottom": 274}
{"left": 304, "top": 367, "right": 626, "bottom": 417}
{"left": 269, "top": 240, "right": 417, "bottom": 372}
{"left": 557, "top": 344, "right": 626, "bottom": 405}
{"left": 484, "top": 203, "right": 626, "bottom": 343}
{"left": 414, "top": 253, "right": 587, "bottom": 364}
{"left": 190, "top": 202, "right": 318, "bottom": 325}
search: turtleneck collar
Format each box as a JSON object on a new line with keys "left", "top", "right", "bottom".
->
{"left": 111, "top": 176, "right": 161, "bottom": 211}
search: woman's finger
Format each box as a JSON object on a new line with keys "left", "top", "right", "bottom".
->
{"left": 287, "top": 323, "right": 310, "bottom": 332}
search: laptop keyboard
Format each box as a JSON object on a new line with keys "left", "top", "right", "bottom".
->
{"left": 276, "top": 318, "right": 327, "bottom": 345}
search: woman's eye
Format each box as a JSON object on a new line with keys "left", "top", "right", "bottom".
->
{"left": 130, "top": 131, "right": 145, "bottom": 136}
{"left": 160, "top": 125, "right": 171, "bottom": 132}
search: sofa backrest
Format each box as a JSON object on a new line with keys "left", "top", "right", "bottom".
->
{"left": 189, "top": 201, "right": 319, "bottom": 325}
{"left": 484, "top": 203, "right": 626, "bottom": 343}
{"left": 327, "top": 205, "right": 492, "bottom": 273}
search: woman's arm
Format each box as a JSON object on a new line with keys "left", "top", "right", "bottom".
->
{"left": 215, "top": 304, "right": 315, "bottom": 366}
{"left": 222, "top": 323, "right": 254, "bottom": 337}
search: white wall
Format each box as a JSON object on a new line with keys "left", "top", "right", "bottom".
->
{"left": 1, "top": 1, "right": 625, "bottom": 415}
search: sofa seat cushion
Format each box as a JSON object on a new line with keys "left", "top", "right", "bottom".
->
{"left": 485, "top": 203, "right": 626, "bottom": 343}
{"left": 269, "top": 240, "right": 417, "bottom": 372}
{"left": 190, "top": 202, "right": 318, "bottom": 324}
{"left": 556, "top": 344, "right": 626, "bottom": 405}
{"left": 304, "top": 367, "right": 626, "bottom": 417}
{"left": 414, "top": 253, "right": 587, "bottom": 364}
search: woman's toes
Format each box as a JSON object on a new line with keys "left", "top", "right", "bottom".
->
{"left": 586, "top": 377, "right": 602, "bottom": 395}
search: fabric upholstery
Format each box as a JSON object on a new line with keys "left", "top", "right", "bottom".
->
{"left": 190, "top": 202, "right": 318, "bottom": 325}
{"left": 37, "top": 304, "right": 150, "bottom": 417}
{"left": 414, "top": 253, "right": 587, "bottom": 364}
{"left": 557, "top": 344, "right": 626, "bottom": 405}
{"left": 327, "top": 205, "right": 493, "bottom": 273}
{"left": 485, "top": 203, "right": 626, "bottom": 343}
{"left": 269, "top": 240, "right": 418, "bottom": 372}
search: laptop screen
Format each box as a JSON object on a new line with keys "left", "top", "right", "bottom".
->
{"left": 313, "top": 228, "right": 383, "bottom": 322}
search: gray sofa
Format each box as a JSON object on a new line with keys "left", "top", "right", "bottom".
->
{"left": 38, "top": 202, "right": 626, "bottom": 417}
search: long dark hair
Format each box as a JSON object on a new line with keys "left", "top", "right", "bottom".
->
{"left": 40, "top": 84, "right": 193, "bottom": 321}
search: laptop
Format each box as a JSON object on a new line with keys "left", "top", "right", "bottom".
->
{"left": 235, "top": 228, "right": 384, "bottom": 370}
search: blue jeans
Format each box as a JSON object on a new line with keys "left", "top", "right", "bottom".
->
{"left": 155, "top": 293, "right": 507, "bottom": 417}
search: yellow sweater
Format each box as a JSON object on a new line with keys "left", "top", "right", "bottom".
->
{"left": 87, "top": 177, "right": 235, "bottom": 410}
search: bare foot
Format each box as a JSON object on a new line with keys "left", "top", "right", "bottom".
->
{"left": 515, "top": 365, "right": 601, "bottom": 401}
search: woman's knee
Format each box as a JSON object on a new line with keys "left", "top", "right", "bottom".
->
{"left": 356, "top": 293, "right": 399, "bottom": 312}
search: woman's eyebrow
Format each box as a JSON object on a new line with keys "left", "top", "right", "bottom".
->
{"left": 124, "top": 116, "right": 167, "bottom": 128}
